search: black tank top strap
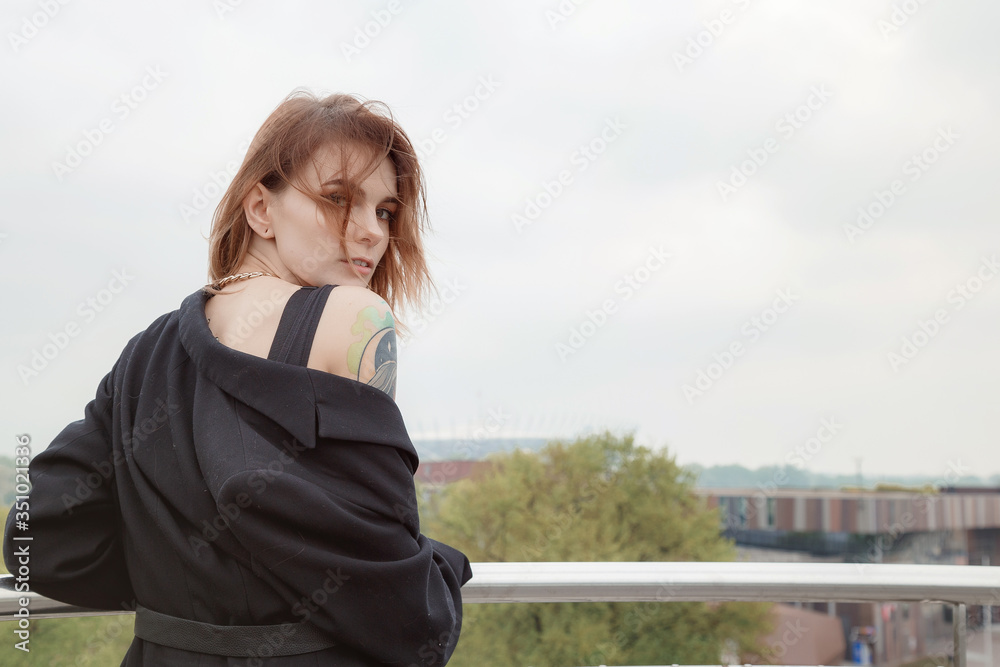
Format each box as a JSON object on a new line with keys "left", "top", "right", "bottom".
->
{"left": 267, "top": 284, "right": 337, "bottom": 367}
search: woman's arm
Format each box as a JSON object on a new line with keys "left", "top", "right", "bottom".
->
{"left": 216, "top": 443, "right": 471, "bottom": 666}
{"left": 2, "top": 357, "right": 136, "bottom": 610}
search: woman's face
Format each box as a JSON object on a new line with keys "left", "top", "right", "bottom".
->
{"left": 266, "top": 142, "right": 397, "bottom": 288}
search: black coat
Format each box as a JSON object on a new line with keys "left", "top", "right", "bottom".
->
{"left": 2, "top": 286, "right": 472, "bottom": 666}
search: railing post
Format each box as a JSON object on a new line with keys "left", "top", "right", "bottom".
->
{"left": 953, "top": 602, "right": 966, "bottom": 667}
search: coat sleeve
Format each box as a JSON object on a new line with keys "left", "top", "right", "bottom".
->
{"left": 215, "top": 441, "right": 473, "bottom": 666}
{"left": 2, "top": 361, "right": 136, "bottom": 611}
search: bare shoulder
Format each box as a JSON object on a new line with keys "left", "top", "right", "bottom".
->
{"left": 314, "top": 285, "right": 398, "bottom": 400}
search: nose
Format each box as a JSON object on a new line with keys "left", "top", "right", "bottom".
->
{"left": 349, "top": 206, "right": 385, "bottom": 246}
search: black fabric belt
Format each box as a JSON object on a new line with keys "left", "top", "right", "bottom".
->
{"left": 133, "top": 604, "right": 337, "bottom": 657}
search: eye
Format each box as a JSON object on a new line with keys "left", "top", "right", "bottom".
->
{"left": 376, "top": 207, "right": 396, "bottom": 223}
{"left": 328, "top": 193, "right": 347, "bottom": 206}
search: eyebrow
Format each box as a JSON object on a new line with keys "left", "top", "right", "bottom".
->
{"left": 322, "top": 178, "right": 400, "bottom": 205}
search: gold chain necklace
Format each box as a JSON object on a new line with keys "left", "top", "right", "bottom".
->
{"left": 210, "top": 271, "right": 275, "bottom": 290}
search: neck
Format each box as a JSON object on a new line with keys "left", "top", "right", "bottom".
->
{"left": 236, "top": 243, "right": 283, "bottom": 280}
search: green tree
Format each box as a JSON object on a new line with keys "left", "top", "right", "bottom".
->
{"left": 421, "top": 431, "right": 773, "bottom": 666}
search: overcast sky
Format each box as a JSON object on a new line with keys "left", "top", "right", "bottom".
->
{"left": 2, "top": 0, "right": 998, "bottom": 477}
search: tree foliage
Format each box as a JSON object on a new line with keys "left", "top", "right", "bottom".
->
{"left": 420, "top": 431, "right": 774, "bottom": 666}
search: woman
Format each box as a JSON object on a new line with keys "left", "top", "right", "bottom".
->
{"left": 2, "top": 90, "right": 472, "bottom": 666}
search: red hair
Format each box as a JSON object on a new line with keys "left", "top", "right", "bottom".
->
{"left": 206, "top": 89, "right": 434, "bottom": 335}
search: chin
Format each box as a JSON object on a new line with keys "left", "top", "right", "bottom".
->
{"left": 333, "top": 273, "right": 370, "bottom": 288}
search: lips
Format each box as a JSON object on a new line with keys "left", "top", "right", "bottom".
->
{"left": 342, "top": 258, "right": 373, "bottom": 276}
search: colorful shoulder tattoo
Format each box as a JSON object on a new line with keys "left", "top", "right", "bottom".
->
{"left": 347, "top": 305, "right": 397, "bottom": 400}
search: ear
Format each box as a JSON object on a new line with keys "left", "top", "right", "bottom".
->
{"left": 243, "top": 183, "right": 276, "bottom": 239}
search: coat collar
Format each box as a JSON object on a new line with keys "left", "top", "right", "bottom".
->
{"left": 176, "top": 287, "right": 417, "bottom": 469}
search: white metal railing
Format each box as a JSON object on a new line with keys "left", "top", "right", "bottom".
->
{"left": 4, "top": 562, "right": 999, "bottom": 666}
